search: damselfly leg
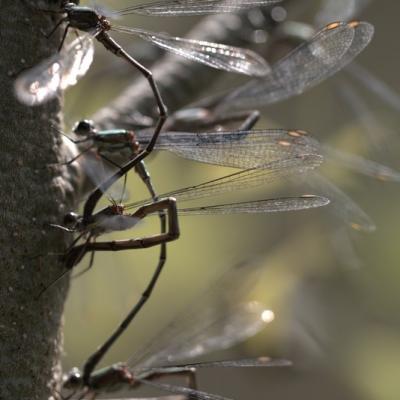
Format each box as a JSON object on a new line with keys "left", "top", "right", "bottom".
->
{"left": 77, "top": 196, "right": 179, "bottom": 384}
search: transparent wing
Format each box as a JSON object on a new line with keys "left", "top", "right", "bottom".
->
{"left": 128, "top": 258, "right": 272, "bottom": 370}
{"left": 80, "top": 152, "right": 129, "bottom": 203}
{"left": 331, "top": 224, "right": 363, "bottom": 269}
{"left": 177, "top": 196, "right": 330, "bottom": 215}
{"left": 117, "top": 0, "right": 281, "bottom": 16}
{"left": 306, "top": 172, "right": 376, "bottom": 232}
{"left": 125, "top": 154, "right": 323, "bottom": 209}
{"left": 133, "top": 301, "right": 270, "bottom": 371}
{"left": 223, "top": 21, "right": 374, "bottom": 109}
{"left": 14, "top": 35, "right": 94, "bottom": 105}
{"left": 324, "top": 145, "right": 400, "bottom": 183}
{"left": 315, "top": 0, "right": 372, "bottom": 26}
{"left": 335, "top": 78, "right": 396, "bottom": 154}
{"left": 139, "top": 380, "right": 231, "bottom": 400}
{"left": 346, "top": 62, "right": 400, "bottom": 112}
{"left": 95, "top": 214, "right": 141, "bottom": 233}
{"left": 143, "top": 357, "right": 292, "bottom": 371}
{"left": 90, "top": 0, "right": 119, "bottom": 19}
{"left": 135, "top": 129, "right": 321, "bottom": 169}
{"left": 112, "top": 26, "right": 270, "bottom": 77}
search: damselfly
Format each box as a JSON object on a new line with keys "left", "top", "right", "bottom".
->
{"left": 62, "top": 120, "right": 321, "bottom": 174}
{"left": 63, "top": 257, "right": 291, "bottom": 399}
{"left": 58, "top": 152, "right": 326, "bottom": 385}
{"left": 14, "top": 0, "right": 280, "bottom": 106}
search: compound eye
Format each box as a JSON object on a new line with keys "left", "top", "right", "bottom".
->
{"left": 63, "top": 367, "right": 82, "bottom": 388}
{"left": 63, "top": 212, "right": 79, "bottom": 226}
{"left": 73, "top": 119, "right": 95, "bottom": 136}
{"left": 69, "top": 373, "right": 81, "bottom": 385}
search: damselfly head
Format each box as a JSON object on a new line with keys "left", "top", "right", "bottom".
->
{"left": 63, "top": 211, "right": 80, "bottom": 228}
{"left": 73, "top": 119, "right": 96, "bottom": 137}
{"left": 99, "top": 15, "right": 112, "bottom": 31}
{"left": 63, "top": 367, "right": 83, "bottom": 389}
{"left": 110, "top": 203, "right": 125, "bottom": 215}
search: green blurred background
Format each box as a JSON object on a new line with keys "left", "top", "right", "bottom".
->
{"left": 62, "top": 1, "right": 400, "bottom": 399}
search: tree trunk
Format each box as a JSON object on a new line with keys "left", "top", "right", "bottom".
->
{"left": 0, "top": 1, "right": 78, "bottom": 399}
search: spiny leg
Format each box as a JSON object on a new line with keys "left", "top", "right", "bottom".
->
{"left": 34, "top": 232, "right": 90, "bottom": 298}
{"left": 58, "top": 24, "right": 71, "bottom": 51}
{"left": 61, "top": 131, "right": 92, "bottom": 144}
{"left": 63, "top": 233, "right": 94, "bottom": 271}
{"left": 59, "top": 144, "right": 95, "bottom": 166}
{"left": 82, "top": 198, "right": 179, "bottom": 384}
{"left": 45, "top": 17, "right": 68, "bottom": 39}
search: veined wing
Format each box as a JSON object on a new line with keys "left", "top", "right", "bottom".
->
{"left": 223, "top": 21, "right": 374, "bottom": 109}
{"left": 132, "top": 301, "right": 271, "bottom": 372}
{"left": 138, "top": 380, "right": 231, "bottom": 400}
{"left": 346, "top": 62, "right": 400, "bottom": 112}
{"left": 78, "top": 148, "right": 130, "bottom": 203}
{"left": 335, "top": 78, "right": 396, "bottom": 153}
{"left": 14, "top": 35, "right": 94, "bottom": 105}
{"left": 177, "top": 196, "right": 329, "bottom": 215}
{"left": 117, "top": 0, "right": 281, "bottom": 16}
{"left": 128, "top": 258, "right": 272, "bottom": 370}
{"left": 125, "top": 154, "right": 323, "bottom": 209}
{"left": 306, "top": 172, "right": 376, "bottom": 232}
{"left": 324, "top": 145, "right": 400, "bottom": 183}
{"left": 141, "top": 357, "right": 291, "bottom": 373}
{"left": 135, "top": 129, "right": 321, "bottom": 169}
{"left": 112, "top": 26, "right": 270, "bottom": 77}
